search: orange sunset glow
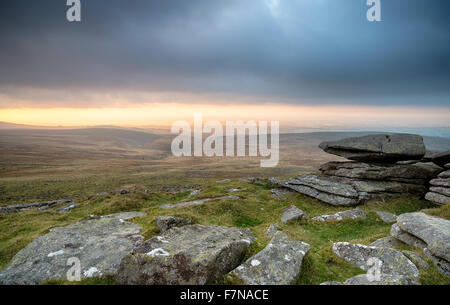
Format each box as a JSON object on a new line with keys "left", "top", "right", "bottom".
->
{"left": 1, "top": 104, "right": 449, "bottom": 129}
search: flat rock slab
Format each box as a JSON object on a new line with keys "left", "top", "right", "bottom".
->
{"left": 429, "top": 178, "right": 450, "bottom": 188}
{"left": 376, "top": 211, "right": 397, "bottom": 223}
{"left": 116, "top": 224, "right": 256, "bottom": 285}
{"left": 281, "top": 205, "right": 307, "bottom": 223}
{"left": 272, "top": 175, "right": 360, "bottom": 207}
{"left": 312, "top": 208, "right": 366, "bottom": 222}
{"left": 396, "top": 212, "right": 450, "bottom": 262}
{"left": 429, "top": 187, "right": 450, "bottom": 197}
{"left": 156, "top": 216, "right": 192, "bottom": 233}
{"left": 438, "top": 170, "right": 450, "bottom": 179}
{"left": 319, "top": 134, "right": 426, "bottom": 163}
{"left": 0, "top": 215, "right": 144, "bottom": 285}
{"left": 0, "top": 199, "right": 74, "bottom": 216}
{"left": 425, "top": 191, "right": 450, "bottom": 206}
{"left": 426, "top": 171, "right": 450, "bottom": 206}
{"left": 350, "top": 180, "right": 428, "bottom": 199}
{"left": 159, "top": 195, "right": 240, "bottom": 209}
{"left": 390, "top": 223, "right": 427, "bottom": 250}
{"left": 230, "top": 232, "right": 310, "bottom": 285}
{"left": 332, "top": 242, "right": 419, "bottom": 284}
{"left": 271, "top": 174, "right": 428, "bottom": 206}
{"left": 320, "top": 161, "right": 440, "bottom": 184}
{"left": 370, "top": 236, "right": 405, "bottom": 249}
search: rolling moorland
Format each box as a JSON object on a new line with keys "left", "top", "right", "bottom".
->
{"left": 0, "top": 126, "right": 449, "bottom": 284}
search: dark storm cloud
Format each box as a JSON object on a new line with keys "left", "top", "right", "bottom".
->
{"left": 0, "top": 0, "right": 449, "bottom": 106}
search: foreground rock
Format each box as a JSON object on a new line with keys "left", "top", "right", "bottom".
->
{"left": 425, "top": 170, "right": 450, "bottom": 206}
{"left": 390, "top": 223, "right": 427, "bottom": 250}
{"left": 156, "top": 216, "right": 192, "bottom": 233}
{"left": 0, "top": 212, "right": 146, "bottom": 284}
{"left": 332, "top": 242, "right": 420, "bottom": 285}
{"left": 0, "top": 199, "right": 74, "bottom": 216}
{"left": 397, "top": 212, "right": 450, "bottom": 261}
{"left": 390, "top": 212, "right": 450, "bottom": 276}
{"left": 116, "top": 225, "right": 255, "bottom": 285}
{"left": 281, "top": 205, "right": 307, "bottom": 223}
{"left": 230, "top": 232, "right": 310, "bottom": 285}
{"left": 312, "top": 208, "right": 366, "bottom": 222}
{"left": 319, "top": 134, "right": 426, "bottom": 163}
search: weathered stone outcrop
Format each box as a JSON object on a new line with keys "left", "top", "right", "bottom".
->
{"left": 271, "top": 173, "right": 428, "bottom": 206}
{"left": 271, "top": 176, "right": 361, "bottom": 206}
{"left": 271, "top": 133, "right": 444, "bottom": 207}
{"left": 332, "top": 242, "right": 420, "bottom": 285}
{"left": 312, "top": 208, "right": 366, "bottom": 222}
{"left": 319, "top": 134, "right": 426, "bottom": 163}
{"left": 396, "top": 213, "right": 450, "bottom": 262}
{"left": 319, "top": 161, "right": 441, "bottom": 185}
{"left": 391, "top": 212, "right": 450, "bottom": 277}
{"left": 0, "top": 199, "right": 74, "bottom": 216}
{"left": 425, "top": 170, "right": 450, "bottom": 206}
{"left": 390, "top": 223, "right": 427, "bottom": 250}
{"left": 230, "top": 232, "right": 310, "bottom": 285}
{"left": 116, "top": 224, "right": 255, "bottom": 285}
{"left": 0, "top": 212, "right": 146, "bottom": 284}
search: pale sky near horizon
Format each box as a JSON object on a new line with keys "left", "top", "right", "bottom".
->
{"left": 0, "top": 1, "right": 449, "bottom": 130}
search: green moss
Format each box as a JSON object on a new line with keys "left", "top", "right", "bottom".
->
{"left": 1, "top": 176, "right": 449, "bottom": 285}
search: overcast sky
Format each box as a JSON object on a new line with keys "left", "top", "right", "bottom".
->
{"left": 0, "top": 0, "right": 449, "bottom": 108}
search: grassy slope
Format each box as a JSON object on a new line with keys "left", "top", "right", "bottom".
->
{"left": 1, "top": 178, "right": 449, "bottom": 285}
{"left": 1, "top": 128, "right": 449, "bottom": 284}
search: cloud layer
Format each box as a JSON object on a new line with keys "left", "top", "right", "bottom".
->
{"left": 0, "top": 0, "right": 449, "bottom": 107}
